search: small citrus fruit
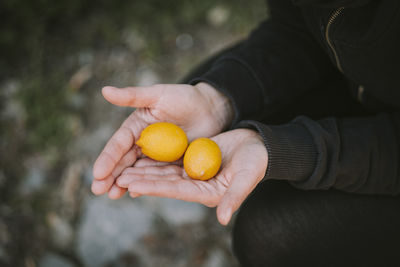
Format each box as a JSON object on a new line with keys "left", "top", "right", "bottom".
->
{"left": 183, "top": 138, "right": 222, "bottom": 180}
{"left": 136, "top": 122, "right": 188, "bottom": 162}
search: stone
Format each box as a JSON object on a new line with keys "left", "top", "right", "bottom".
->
{"left": 46, "top": 212, "right": 74, "bottom": 249}
{"left": 176, "top": 33, "right": 194, "bottom": 50}
{"left": 135, "top": 67, "right": 159, "bottom": 86}
{"left": 19, "top": 162, "right": 45, "bottom": 196}
{"left": 76, "top": 124, "right": 115, "bottom": 161}
{"left": 207, "top": 6, "right": 230, "bottom": 27}
{"left": 123, "top": 29, "right": 146, "bottom": 52}
{"left": 76, "top": 195, "right": 154, "bottom": 267}
{"left": 60, "top": 160, "right": 86, "bottom": 219}
{"left": 38, "top": 252, "right": 75, "bottom": 267}
{"left": 19, "top": 154, "right": 51, "bottom": 196}
{"left": 202, "top": 249, "right": 237, "bottom": 267}
{"left": 157, "top": 198, "right": 206, "bottom": 226}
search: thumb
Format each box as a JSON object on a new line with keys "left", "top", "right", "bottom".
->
{"left": 102, "top": 85, "right": 161, "bottom": 108}
{"left": 216, "top": 171, "right": 256, "bottom": 226}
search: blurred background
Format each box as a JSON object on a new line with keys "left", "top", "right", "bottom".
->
{"left": 0, "top": 0, "right": 266, "bottom": 266}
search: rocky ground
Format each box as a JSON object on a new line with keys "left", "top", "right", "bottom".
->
{"left": 0, "top": 1, "right": 265, "bottom": 266}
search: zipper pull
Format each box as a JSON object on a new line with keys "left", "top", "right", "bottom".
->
{"left": 357, "top": 85, "right": 365, "bottom": 102}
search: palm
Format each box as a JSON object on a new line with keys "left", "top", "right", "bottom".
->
{"left": 91, "top": 83, "right": 231, "bottom": 199}
{"left": 118, "top": 160, "right": 228, "bottom": 207}
{"left": 116, "top": 129, "right": 268, "bottom": 225}
{"left": 129, "top": 84, "right": 224, "bottom": 141}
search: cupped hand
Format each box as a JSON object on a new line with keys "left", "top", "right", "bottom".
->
{"left": 115, "top": 128, "right": 268, "bottom": 225}
{"left": 91, "top": 82, "right": 233, "bottom": 199}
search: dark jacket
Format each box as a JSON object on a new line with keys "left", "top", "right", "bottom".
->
{"left": 190, "top": 0, "right": 400, "bottom": 194}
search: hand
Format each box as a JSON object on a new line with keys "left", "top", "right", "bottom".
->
{"left": 115, "top": 129, "right": 268, "bottom": 225}
{"left": 92, "top": 83, "right": 234, "bottom": 199}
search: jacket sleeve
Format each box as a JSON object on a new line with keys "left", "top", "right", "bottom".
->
{"left": 236, "top": 112, "right": 400, "bottom": 195}
{"left": 189, "top": 0, "right": 337, "bottom": 125}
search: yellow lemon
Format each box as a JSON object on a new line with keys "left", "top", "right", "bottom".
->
{"left": 136, "top": 122, "right": 188, "bottom": 162}
{"left": 183, "top": 138, "right": 222, "bottom": 180}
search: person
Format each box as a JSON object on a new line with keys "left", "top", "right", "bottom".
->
{"left": 91, "top": 0, "right": 400, "bottom": 265}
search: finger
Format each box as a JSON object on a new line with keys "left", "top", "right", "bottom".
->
{"left": 93, "top": 126, "right": 134, "bottom": 179}
{"left": 216, "top": 171, "right": 257, "bottom": 226}
{"left": 130, "top": 192, "right": 141, "bottom": 198}
{"left": 117, "top": 172, "right": 181, "bottom": 188}
{"left": 134, "top": 157, "right": 183, "bottom": 168}
{"left": 111, "top": 149, "right": 138, "bottom": 178}
{"left": 108, "top": 184, "right": 127, "bottom": 200}
{"left": 127, "top": 179, "right": 218, "bottom": 206}
{"left": 91, "top": 175, "right": 115, "bottom": 195}
{"left": 102, "top": 85, "right": 162, "bottom": 108}
{"left": 122, "top": 165, "right": 183, "bottom": 176}
{"left": 92, "top": 148, "right": 137, "bottom": 196}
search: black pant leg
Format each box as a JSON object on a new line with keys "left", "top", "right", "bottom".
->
{"left": 233, "top": 180, "right": 400, "bottom": 267}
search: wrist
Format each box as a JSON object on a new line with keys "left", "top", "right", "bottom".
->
{"left": 238, "top": 128, "right": 267, "bottom": 151}
{"left": 232, "top": 128, "right": 269, "bottom": 178}
{"left": 195, "top": 82, "right": 234, "bottom": 131}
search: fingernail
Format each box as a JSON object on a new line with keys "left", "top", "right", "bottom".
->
{"left": 220, "top": 208, "right": 232, "bottom": 226}
{"left": 101, "top": 86, "right": 117, "bottom": 96}
{"left": 130, "top": 192, "right": 141, "bottom": 198}
{"left": 116, "top": 176, "right": 128, "bottom": 187}
{"left": 93, "top": 157, "right": 109, "bottom": 179}
{"left": 102, "top": 86, "right": 115, "bottom": 91}
{"left": 108, "top": 186, "right": 123, "bottom": 199}
{"left": 91, "top": 182, "right": 104, "bottom": 195}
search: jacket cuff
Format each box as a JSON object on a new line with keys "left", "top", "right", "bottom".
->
{"left": 189, "top": 57, "right": 265, "bottom": 127}
{"left": 235, "top": 119, "right": 317, "bottom": 183}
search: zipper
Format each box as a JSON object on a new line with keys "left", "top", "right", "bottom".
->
{"left": 325, "top": 7, "right": 345, "bottom": 72}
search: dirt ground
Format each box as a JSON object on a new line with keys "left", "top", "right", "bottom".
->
{"left": 0, "top": 1, "right": 266, "bottom": 266}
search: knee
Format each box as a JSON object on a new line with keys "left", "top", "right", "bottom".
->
{"left": 232, "top": 182, "right": 296, "bottom": 266}
{"left": 232, "top": 181, "right": 322, "bottom": 267}
{"left": 232, "top": 197, "right": 275, "bottom": 267}
{"left": 232, "top": 180, "right": 400, "bottom": 267}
